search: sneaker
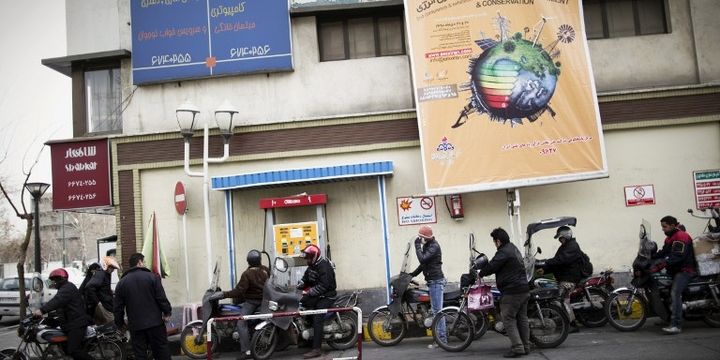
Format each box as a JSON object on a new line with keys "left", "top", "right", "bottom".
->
{"left": 503, "top": 350, "right": 524, "bottom": 358}
{"left": 427, "top": 342, "right": 439, "bottom": 349}
{"left": 662, "top": 326, "right": 681, "bottom": 335}
{"left": 302, "top": 348, "right": 323, "bottom": 359}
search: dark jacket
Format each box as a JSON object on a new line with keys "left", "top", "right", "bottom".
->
{"left": 85, "top": 270, "right": 113, "bottom": 311}
{"left": 224, "top": 265, "right": 269, "bottom": 302}
{"left": 40, "top": 281, "right": 90, "bottom": 331}
{"left": 301, "top": 257, "right": 337, "bottom": 298}
{"left": 544, "top": 238, "right": 583, "bottom": 283}
{"left": 410, "top": 237, "right": 444, "bottom": 281}
{"left": 654, "top": 229, "right": 696, "bottom": 275}
{"left": 113, "top": 266, "right": 172, "bottom": 331}
{"left": 477, "top": 242, "right": 529, "bottom": 295}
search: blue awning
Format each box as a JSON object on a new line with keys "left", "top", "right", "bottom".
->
{"left": 211, "top": 161, "right": 393, "bottom": 190}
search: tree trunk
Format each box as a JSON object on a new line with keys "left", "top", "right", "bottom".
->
{"left": 17, "top": 217, "right": 33, "bottom": 318}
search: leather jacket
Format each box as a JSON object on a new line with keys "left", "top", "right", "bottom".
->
{"left": 477, "top": 242, "right": 529, "bottom": 295}
{"left": 410, "top": 237, "right": 444, "bottom": 281}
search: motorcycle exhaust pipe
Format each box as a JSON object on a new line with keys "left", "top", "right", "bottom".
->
{"left": 682, "top": 299, "right": 712, "bottom": 311}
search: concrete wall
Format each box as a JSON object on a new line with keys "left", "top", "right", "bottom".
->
{"left": 689, "top": 0, "right": 720, "bottom": 83}
{"left": 66, "top": 0, "right": 121, "bottom": 56}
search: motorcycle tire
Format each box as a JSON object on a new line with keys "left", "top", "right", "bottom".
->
{"left": 326, "top": 313, "right": 358, "bottom": 350}
{"left": 702, "top": 308, "right": 720, "bottom": 328}
{"left": 250, "top": 324, "right": 278, "bottom": 360}
{"left": 605, "top": 290, "right": 647, "bottom": 332}
{"left": 179, "top": 322, "right": 219, "bottom": 359}
{"left": 431, "top": 308, "right": 474, "bottom": 352}
{"left": 88, "top": 340, "right": 125, "bottom": 360}
{"left": 0, "top": 348, "right": 27, "bottom": 360}
{"left": 575, "top": 288, "right": 609, "bottom": 328}
{"left": 469, "top": 312, "right": 488, "bottom": 340}
{"left": 367, "top": 307, "right": 407, "bottom": 346}
{"left": 528, "top": 303, "right": 569, "bottom": 349}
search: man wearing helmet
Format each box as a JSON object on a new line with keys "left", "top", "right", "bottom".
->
{"left": 32, "top": 268, "right": 93, "bottom": 360}
{"left": 536, "top": 225, "right": 583, "bottom": 333}
{"left": 209, "top": 250, "right": 269, "bottom": 359}
{"left": 84, "top": 256, "right": 120, "bottom": 325}
{"left": 297, "top": 244, "right": 336, "bottom": 359}
{"left": 476, "top": 228, "right": 530, "bottom": 358}
{"left": 408, "top": 224, "right": 446, "bottom": 347}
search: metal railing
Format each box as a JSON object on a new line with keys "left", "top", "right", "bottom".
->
{"left": 205, "top": 306, "right": 363, "bottom": 360}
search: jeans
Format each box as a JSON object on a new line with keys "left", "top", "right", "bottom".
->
{"left": 499, "top": 292, "right": 530, "bottom": 353}
{"left": 427, "top": 278, "right": 446, "bottom": 342}
{"left": 236, "top": 300, "right": 261, "bottom": 353}
{"left": 670, "top": 271, "right": 693, "bottom": 328}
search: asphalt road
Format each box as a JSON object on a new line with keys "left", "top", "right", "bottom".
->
{"left": 1, "top": 316, "right": 719, "bottom": 359}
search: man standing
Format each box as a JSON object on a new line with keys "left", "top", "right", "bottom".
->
{"left": 409, "top": 224, "right": 446, "bottom": 347}
{"left": 209, "top": 250, "right": 269, "bottom": 360}
{"left": 477, "top": 228, "right": 530, "bottom": 358}
{"left": 33, "top": 268, "right": 93, "bottom": 360}
{"left": 537, "top": 225, "right": 583, "bottom": 333}
{"left": 653, "top": 215, "right": 696, "bottom": 334}
{"left": 114, "top": 253, "right": 172, "bottom": 360}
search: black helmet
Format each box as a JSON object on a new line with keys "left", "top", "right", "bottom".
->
{"left": 247, "top": 250, "right": 261, "bottom": 267}
{"left": 472, "top": 253, "right": 489, "bottom": 271}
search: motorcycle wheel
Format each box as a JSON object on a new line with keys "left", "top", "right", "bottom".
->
{"left": 702, "top": 308, "right": 720, "bottom": 328}
{"left": 575, "top": 288, "right": 609, "bottom": 328}
{"left": 431, "top": 308, "right": 474, "bottom": 352}
{"left": 605, "top": 290, "right": 647, "bottom": 332}
{"left": 250, "top": 325, "right": 278, "bottom": 360}
{"left": 528, "top": 303, "right": 569, "bottom": 348}
{"left": 0, "top": 348, "right": 27, "bottom": 360}
{"left": 326, "top": 313, "right": 359, "bottom": 350}
{"left": 469, "top": 312, "right": 488, "bottom": 340}
{"left": 366, "top": 307, "right": 407, "bottom": 346}
{"left": 179, "top": 322, "right": 219, "bottom": 359}
{"left": 88, "top": 340, "right": 125, "bottom": 360}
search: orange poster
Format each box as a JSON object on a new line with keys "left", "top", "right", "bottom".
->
{"left": 404, "top": 0, "right": 607, "bottom": 194}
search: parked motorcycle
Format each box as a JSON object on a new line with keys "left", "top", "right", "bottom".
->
{"left": 366, "top": 240, "right": 463, "bottom": 346}
{"left": 605, "top": 218, "right": 720, "bottom": 331}
{"left": 250, "top": 257, "right": 360, "bottom": 360}
{"left": 0, "top": 315, "right": 124, "bottom": 360}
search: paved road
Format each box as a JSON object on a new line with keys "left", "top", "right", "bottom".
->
{"left": 2, "top": 316, "right": 719, "bottom": 359}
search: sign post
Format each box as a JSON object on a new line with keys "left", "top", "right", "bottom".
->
{"left": 175, "top": 181, "right": 191, "bottom": 302}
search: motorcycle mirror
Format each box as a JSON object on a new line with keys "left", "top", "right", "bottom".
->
{"left": 687, "top": 208, "right": 693, "bottom": 214}
{"left": 639, "top": 224, "right": 647, "bottom": 239}
{"left": 274, "top": 257, "right": 288, "bottom": 273}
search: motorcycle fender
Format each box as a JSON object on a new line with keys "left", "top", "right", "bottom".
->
{"left": 254, "top": 320, "right": 272, "bottom": 331}
{"left": 611, "top": 287, "right": 632, "bottom": 295}
{"left": 185, "top": 320, "right": 204, "bottom": 327}
{"left": 440, "top": 306, "right": 461, "bottom": 312}
{"left": 371, "top": 305, "right": 389, "bottom": 313}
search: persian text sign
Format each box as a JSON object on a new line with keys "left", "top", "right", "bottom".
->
{"left": 397, "top": 196, "right": 437, "bottom": 226}
{"left": 50, "top": 139, "right": 112, "bottom": 210}
{"left": 404, "top": 0, "right": 607, "bottom": 194}
{"left": 694, "top": 169, "right": 720, "bottom": 210}
{"left": 130, "top": 0, "right": 292, "bottom": 85}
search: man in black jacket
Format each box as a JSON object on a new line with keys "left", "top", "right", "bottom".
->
{"left": 298, "top": 244, "right": 336, "bottom": 359}
{"left": 85, "top": 256, "right": 119, "bottom": 325}
{"left": 477, "top": 228, "right": 530, "bottom": 358}
{"left": 536, "top": 225, "right": 583, "bottom": 332}
{"left": 409, "top": 224, "right": 445, "bottom": 347}
{"left": 114, "top": 253, "right": 172, "bottom": 360}
{"left": 33, "top": 268, "right": 93, "bottom": 360}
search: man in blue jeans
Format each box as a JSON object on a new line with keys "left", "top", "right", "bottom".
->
{"left": 409, "top": 224, "right": 446, "bottom": 346}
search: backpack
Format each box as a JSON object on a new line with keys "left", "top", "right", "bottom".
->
{"left": 579, "top": 251, "right": 594, "bottom": 277}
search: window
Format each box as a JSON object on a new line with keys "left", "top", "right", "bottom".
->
{"left": 318, "top": 9, "right": 405, "bottom": 61}
{"left": 85, "top": 67, "right": 122, "bottom": 134}
{"left": 583, "top": 0, "right": 669, "bottom": 39}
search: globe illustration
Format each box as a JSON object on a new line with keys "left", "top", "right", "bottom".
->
{"left": 470, "top": 36, "right": 558, "bottom": 120}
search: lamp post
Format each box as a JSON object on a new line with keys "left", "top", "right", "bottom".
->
{"left": 25, "top": 182, "right": 50, "bottom": 273}
{"left": 176, "top": 100, "right": 238, "bottom": 285}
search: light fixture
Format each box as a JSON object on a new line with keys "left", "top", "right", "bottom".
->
{"left": 176, "top": 100, "right": 200, "bottom": 140}
{"left": 214, "top": 100, "right": 239, "bottom": 141}
{"left": 25, "top": 182, "right": 50, "bottom": 198}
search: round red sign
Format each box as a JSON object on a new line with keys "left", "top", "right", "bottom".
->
{"left": 174, "top": 181, "right": 187, "bottom": 215}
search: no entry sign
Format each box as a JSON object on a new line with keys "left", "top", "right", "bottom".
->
{"left": 174, "top": 181, "right": 187, "bottom": 215}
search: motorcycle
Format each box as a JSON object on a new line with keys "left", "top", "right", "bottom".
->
{"left": 180, "top": 262, "right": 256, "bottom": 359}
{"left": 366, "top": 240, "right": 463, "bottom": 346}
{"left": 250, "top": 257, "right": 360, "bottom": 360}
{"left": 0, "top": 315, "right": 124, "bottom": 360}
{"left": 605, "top": 217, "right": 720, "bottom": 331}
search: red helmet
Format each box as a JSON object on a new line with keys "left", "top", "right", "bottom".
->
{"left": 302, "top": 244, "right": 321, "bottom": 265}
{"left": 418, "top": 225, "right": 434, "bottom": 239}
{"left": 49, "top": 268, "right": 69, "bottom": 281}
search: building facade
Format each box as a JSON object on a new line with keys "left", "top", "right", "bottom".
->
{"left": 43, "top": 0, "right": 720, "bottom": 308}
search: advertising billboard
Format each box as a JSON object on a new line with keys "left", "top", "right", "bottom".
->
{"left": 404, "top": 0, "right": 608, "bottom": 194}
{"left": 130, "top": 0, "right": 293, "bottom": 85}
{"left": 50, "top": 139, "right": 112, "bottom": 210}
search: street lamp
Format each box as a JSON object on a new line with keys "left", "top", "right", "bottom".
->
{"left": 25, "top": 182, "right": 50, "bottom": 273}
{"left": 176, "top": 100, "right": 238, "bottom": 285}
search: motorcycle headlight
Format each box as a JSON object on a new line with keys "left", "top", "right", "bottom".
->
{"left": 268, "top": 301, "right": 279, "bottom": 311}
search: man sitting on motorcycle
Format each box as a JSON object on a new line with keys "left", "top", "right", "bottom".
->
{"left": 210, "top": 250, "right": 269, "bottom": 360}
{"left": 652, "top": 215, "right": 696, "bottom": 334}
{"left": 32, "top": 268, "right": 93, "bottom": 360}
{"left": 536, "top": 226, "right": 584, "bottom": 333}
{"left": 298, "top": 244, "right": 337, "bottom": 359}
